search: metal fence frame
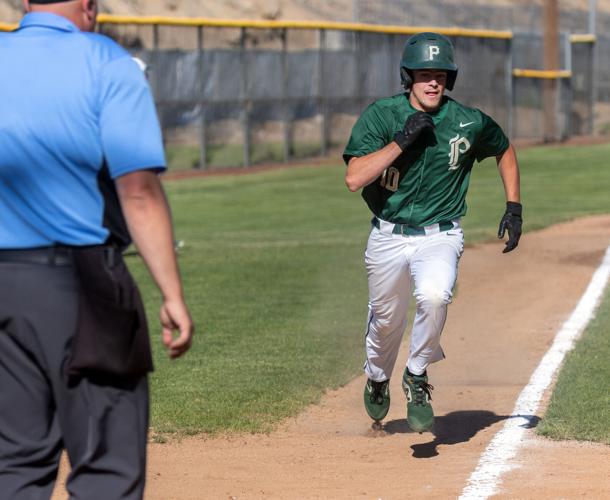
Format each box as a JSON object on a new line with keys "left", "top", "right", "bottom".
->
{"left": 0, "top": 16, "right": 601, "bottom": 168}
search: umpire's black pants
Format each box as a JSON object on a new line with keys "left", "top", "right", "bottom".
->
{"left": 0, "top": 256, "right": 148, "bottom": 500}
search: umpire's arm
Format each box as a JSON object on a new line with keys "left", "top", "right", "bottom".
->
{"left": 116, "top": 170, "right": 194, "bottom": 359}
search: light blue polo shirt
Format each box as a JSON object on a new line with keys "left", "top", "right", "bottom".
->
{"left": 0, "top": 13, "right": 166, "bottom": 248}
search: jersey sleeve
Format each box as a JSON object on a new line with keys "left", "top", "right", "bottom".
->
{"left": 98, "top": 56, "right": 166, "bottom": 179}
{"left": 474, "top": 111, "right": 509, "bottom": 162}
{"left": 343, "top": 103, "right": 392, "bottom": 165}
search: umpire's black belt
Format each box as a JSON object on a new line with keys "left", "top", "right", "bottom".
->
{"left": 0, "top": 246, "right": 75, "bottom": 266}
{"left": 0, "top": 245, "right": 121, "bottom": 267}
{"left": 372, "top": 216, "right": 456, "bottom": 236}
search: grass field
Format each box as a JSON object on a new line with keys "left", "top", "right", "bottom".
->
{"left": 165, "top": 142, "right": 324, "bottom": 170}
{"left": 127, "top": 141, "right": 610, "bottom": 437}
{"left": 537, "top": 288, "right": 610, "bottom": 444}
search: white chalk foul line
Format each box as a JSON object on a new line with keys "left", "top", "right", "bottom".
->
{"left": 459, "top": 243, "right": 610, "bottom": 500}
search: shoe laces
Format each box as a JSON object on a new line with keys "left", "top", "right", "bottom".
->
{"left": 412, "top": 380, "right": 434, "bottom": 406}
{"left": 370, "top": 380, "right": 388, "bottom": 404}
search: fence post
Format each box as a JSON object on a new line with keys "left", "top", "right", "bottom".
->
{"left": 149, "top": 23, "right": 165, "bottom": 155}
{"left": 318, "top": 29, "right": 329, "bottom": 157}
{"left": 589, "top": 0, "right": 597, "bottom": 135}
{"left": 151, "top": 23, "right": 160, "bottom": 99}
{"left": 150, "top": 24, "right": 163, "bottom": 127}
{"left": 240, "top": 28, "right": 251, "bottom": 168}
{"left": 197, "top": 25, "right": 207, "bottom": 169}
{"left": 281, "top": 29, "right": 292, "bottom": 162}
{"left": 506, "top": 37, "right": 515, "bottom": 139}
{"left": 563, "top": 32, "right": 572, "bottom": 139}
{"left": 589, "top": 39, "right": 597, "bottom": 135}
{"left": 387, "top": 33, "right": 393, "bottom": 96}
{"left": 543, "top": 0, "right": 560, "bottom": 142}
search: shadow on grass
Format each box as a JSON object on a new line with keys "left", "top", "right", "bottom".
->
{"left": 382, "top": 410, "right": 540, "bottom": 458}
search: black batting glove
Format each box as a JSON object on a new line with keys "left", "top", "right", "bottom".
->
{"left": 497, "top": 201, "right": 522, "bottom": 253}
{"left": 393, "top": 111, "right": 435, "bottom": 151}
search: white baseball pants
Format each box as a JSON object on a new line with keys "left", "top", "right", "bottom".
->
{"left": 363, "top": 218, "right": 464, "bottom": 381}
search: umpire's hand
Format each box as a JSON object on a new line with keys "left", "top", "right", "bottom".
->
{"left": 161, "top": 299, "right": 194, "bottom": 359}
{"left": 498, "top": 201, "right": 522, "bottom": 253}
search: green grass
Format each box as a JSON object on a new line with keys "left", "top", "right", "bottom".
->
{"left": 129, "top": 165, "right": 372, "bottom": 434}
{"left": 166, "top": 141, "right": 324, "bottom": 170}
{"left": 537, "top": 289, "right": 610, "bottom": 444}
{"left": 463, "top": 142, "right": 610, "bottom": 242}
{"left": 126, "top": 141, "right": 610, "bottom": 436}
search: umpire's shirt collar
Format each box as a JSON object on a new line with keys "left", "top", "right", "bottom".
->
{"left": 19, "top": 12, "right": 80, "bottom": 32}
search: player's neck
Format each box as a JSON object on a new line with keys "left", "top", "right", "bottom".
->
{"left": 408, "top": 92, "right": 446, "bottom": 114}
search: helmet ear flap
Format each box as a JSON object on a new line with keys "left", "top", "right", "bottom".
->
{"left": 400, "top": 67, "right": 412, "bottom": 90}
{"left": 446, "top": 70, "right": 457, "bottom": 91}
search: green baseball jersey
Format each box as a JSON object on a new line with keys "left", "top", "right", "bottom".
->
{"left": 343, "top": 94, "right": 509, "bottom": 226}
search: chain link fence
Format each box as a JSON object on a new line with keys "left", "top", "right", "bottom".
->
{"left": 94, "top": 16, "right": 608, "bottom": 170}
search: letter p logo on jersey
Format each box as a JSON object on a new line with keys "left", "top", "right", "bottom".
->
{"left": 448, "top": 134, "right": 471, "bottom": 170}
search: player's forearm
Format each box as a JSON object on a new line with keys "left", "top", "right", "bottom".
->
{"left": 496, "top": 143, "right": 521, "bottom": 203}
{"left": 345, "top": 142, "right": 402, "bottom": 192}
{"left": 116, "top": 170, "right": 185, "bottom": 302}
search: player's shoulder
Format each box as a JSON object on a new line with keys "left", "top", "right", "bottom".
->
{"left": 445, "top": 97, "right": 499, "bottom": 130}
{"left": 369, "top": 93, "right": 408, "bottom": 111}
{"left": 362, "top": 93, "right": 407, "bottom": 121}
{"left": 445, "top": 97, "right": 483, "bottom": 120}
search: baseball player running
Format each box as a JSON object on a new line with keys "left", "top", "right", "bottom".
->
{"left": 343, "top": 32, "right": 522, "bottom": 433}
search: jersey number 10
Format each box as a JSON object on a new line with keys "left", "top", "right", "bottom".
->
{"left": 380, "top": 167, "right": 400, "bottom": 192}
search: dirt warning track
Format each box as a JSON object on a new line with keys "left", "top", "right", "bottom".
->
{"left": 53, "top": 215, "right": 610, "bottom": 499}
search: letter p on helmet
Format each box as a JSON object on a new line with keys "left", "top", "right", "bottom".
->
{"left": 428, "top": 45, "right": 440, "bottom": 60}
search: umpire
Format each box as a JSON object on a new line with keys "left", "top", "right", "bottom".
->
{"left": 0, "top": 1, "right": 194, "bottom": 499}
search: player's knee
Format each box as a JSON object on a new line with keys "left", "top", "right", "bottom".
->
{"left": 415, "top": 284, "right": 452, "bottom": 308}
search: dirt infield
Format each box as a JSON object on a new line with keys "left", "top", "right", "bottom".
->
{"left": 52, "top": 215, "right": 610, "bottom": 499}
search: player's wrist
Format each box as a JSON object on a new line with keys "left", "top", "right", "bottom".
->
{"left": 505, "top": 201, "right": 522, "bottom": 216}
{"left": 393, "top": 131, "right": 410, "bottom": 151}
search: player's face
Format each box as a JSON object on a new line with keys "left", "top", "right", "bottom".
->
{"left": 409, "top": 70, "right": 447, "bottom": 112}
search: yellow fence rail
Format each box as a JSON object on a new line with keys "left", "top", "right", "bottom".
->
{"left": 512, "top": 69, "right": 573, "bottom": 79}
{"left": 1, "top": 14, "right": 597, "bottom": 44}
{"left": 570, "top": 33, "right": 596, "bottom": 43}
{"left": 0, "top": 15, "right": 512, "bottom": 39}
{"left": 93, "top": 15, "right": 514, "bottom": 39}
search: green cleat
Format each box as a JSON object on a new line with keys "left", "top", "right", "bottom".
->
{"left": 402, "top": 369, "right": 435, "bottom": 433}
{"left": 363, "top": 379, "right": 390, "bottom": 422}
